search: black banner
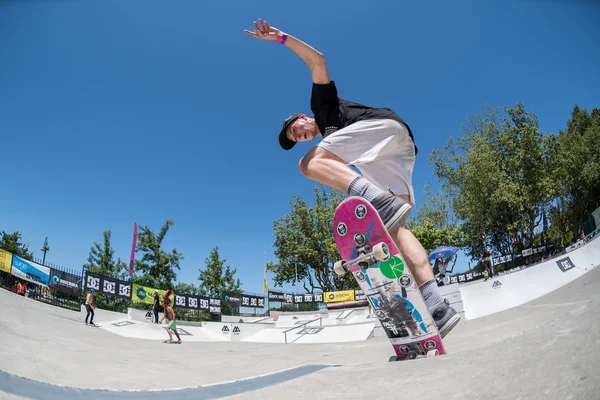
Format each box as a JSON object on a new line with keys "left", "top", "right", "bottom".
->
{"left": 290, "top": 293, "right": 324, "bottom": 303}
{"left": 224, "top": 292, "right": 242, "bottom": 306}
{"left": 268, "top": 291, "right": 285, "bottom": 302}
{"left": 448, "top": 270, "right": 485, "bottom": 285}
{"left": 84, "top": 272, "right": 132, "bottom": 299}
{"left": 210, "top": 297, "right": 221, "bottom": 314}
{"left": 198, "top": 296, "right": 210, "bottom": 311}
{"left": 49, "top": 268, "right": 82, "bottom": 296}
{"left": 240, "top": 294, "right": 265, "bottom": 308}
{"left": 354, "top": 289, "right": 366, "bottom": 301}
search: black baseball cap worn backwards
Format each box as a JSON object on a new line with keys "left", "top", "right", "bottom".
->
{"left": 279, "top": 113, "right": 300, "bottom": 150}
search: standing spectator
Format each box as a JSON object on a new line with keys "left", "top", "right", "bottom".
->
{"left": 153, "top": 289, "right": 160, "bottom": 324}
{"left": 85, "top": 289, "right": 96, "bottom": 326}
{"left": 434, "top": 259, "right": 447, "bottom": 286}
{"left": 16, "top": 280, "right": 26, "bottom": 296}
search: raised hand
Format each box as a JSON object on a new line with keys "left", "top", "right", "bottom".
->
{"left": 243, "top": 18, "right": 282, "bottom": 41}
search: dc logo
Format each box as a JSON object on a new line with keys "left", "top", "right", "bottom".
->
{"left": 52, "top": 276, "right": 59, "bottom": 284}
{"left": 337, "top": 222, "right": 348, "bottom": 236}
{"left": 399, "top": 346, "right": 409, "bottom": 354}
{"left": 136, "top": 287, "right": 146, "bottom": 299}
{"left": 355, "top": 204, "right": 367, "bottom": 219}
{"left": 398, "top": 275, "right": 412, "bottom": 287}
{"left": 328, "top": 293, "right": 335, "bottom": 300}
{"left": 355, "top": 271, "right": 366, "bottom": 282}
{"left": 424, "top": 340, "right": 437, "bottom": 350}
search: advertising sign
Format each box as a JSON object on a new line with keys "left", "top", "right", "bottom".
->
{"left": 11, "top": 256, "right": 50, "bottom": 286}
{"left": 49, "top": 268, "right": 82, "bottom": 296}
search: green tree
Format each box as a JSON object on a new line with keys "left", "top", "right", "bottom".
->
{"left": 83, "top": 230, "right": 129, "bottom": 280}
{"left": 198, "top": 245, "right": 242, "bottom": 316}
{"left": 548, "top": 105, "right": 600, "bottom": 244}
{"left": 0, "top": 231, "right": 33, "bottom": 260}
{"left": 134, "top": 218, "right": 183, "bottom": 289}
{"left": 82, "top": 229, "right": 130, "bottom": 312}
{"left": 430, "top": 102, "right": 554, "bottom": 259}
{"left": 268, "top": 185, "right": 355, "bottom": 294}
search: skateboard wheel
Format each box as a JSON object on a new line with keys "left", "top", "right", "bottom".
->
{"left": 408, "top": 352, "right": 417, "bottom": 360}
{"left": 427, "top": 350, "right": 440, "bottom": 358}
{"left": 333, "top": 260, "right": 346, "bottom": 276}
{"left": 372, "top": 243, "right": 390, "bottom": 261}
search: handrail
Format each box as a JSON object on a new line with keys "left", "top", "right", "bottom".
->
{"left": 336, "top": 309, "right": 354, "bottom": 320}
{"left": 283, "top": 317, "right": 322, "bottom": 344}
{"left": 248, "top": 316, "right": 271, "bottom": 324}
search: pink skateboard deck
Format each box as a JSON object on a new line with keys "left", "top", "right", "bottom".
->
{"left": 333, "top": 196, "right": 445, "bottom": 360}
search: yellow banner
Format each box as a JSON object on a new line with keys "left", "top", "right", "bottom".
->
{"left": 324, "top": 290, "right": 355, "bottom": 303}
{"left": 132, "top": 284, "right": 174, "bottom": 305}
{"left": 0, "top": 249, "right": 12, "bottom": 274}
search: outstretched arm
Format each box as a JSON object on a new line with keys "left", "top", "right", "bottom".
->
{"left": 244, "top": 19, "right": 330, "bottom": 85}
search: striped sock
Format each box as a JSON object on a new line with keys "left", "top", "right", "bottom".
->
{"left": 419, "top": 279, "right": 444, "bottom": 311}
{"left": 347, "top": 176, "right": 385, "bottom": 202}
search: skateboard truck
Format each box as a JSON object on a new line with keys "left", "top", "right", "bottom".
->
{"left": 334, "top": 235, "right": 390, "bottom": 276}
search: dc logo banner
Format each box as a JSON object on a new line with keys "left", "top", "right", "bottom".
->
{"left": 176, "top": 295, "right": 186, "bottom": 307}
{"left": 103, "top": 280, "right": 116, "bottom": 294}
{"left": 118, "top": 283, "right": 131, "bottom": 299}
{"left": 86, "top": 275, "right": 101, "bottom": 291}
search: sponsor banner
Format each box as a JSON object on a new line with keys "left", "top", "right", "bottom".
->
{"left": 49, "top": 268, "right": 82, "bottom": 296}
{"left": 448, "top": 270, "right": 485, "bottom": 285}
{"left": 268, "top": 291, "right": 285, "bottom": 302}
{"left": 354, "top": 289, "right": 366, "bottom": 301}
{"left": 241, "top": 294, "right": 265, "bottom": 308}
{"left": 131, "top": 284, "right": 173, "bottom": 305}
{"left": 224, "top": 292, "right": 242, "bottom": 305}
{"left": 284, "top": 293, "right": 294, "bottom": 304}
{"left": 0, "top": 249, "right": 12, "bottom": 274}
{"left": 209, "top": 297, "right": 221, "bottom": 314}
{"left": 286, "top": 293, "right": 325, "bottom": 303}
{"left": 11, "top": 256, "right": 50, "bottom": 286}
{"left": 324, "top": 290, "right": 355, "bottom": 303}
{"left": 84, "top": 272, "right": 132, "bottom": 299}
{"left": 198, "top": 296, "right": 210, "bottom": 311}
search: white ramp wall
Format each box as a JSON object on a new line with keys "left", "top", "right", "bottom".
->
{"left": 461, "top": 237, "right": 600, "bottom": 319}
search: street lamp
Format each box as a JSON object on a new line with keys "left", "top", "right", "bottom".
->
{"left": 41, "top": 237, "right": 50, "bottom": 265}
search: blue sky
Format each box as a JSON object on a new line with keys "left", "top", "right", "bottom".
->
{"left": 1, "top": 0, "right": 599, "bottom": 300}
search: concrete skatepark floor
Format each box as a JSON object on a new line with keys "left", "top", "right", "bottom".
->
{"left": 2, "top": 266, "right": 600, "bottom": 399}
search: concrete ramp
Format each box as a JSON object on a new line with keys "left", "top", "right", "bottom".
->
{"left": 244, "top": 322, "right": 376, "bottom": 344}
{"left": 461, "top": 236, "right": 600, "bottom": 319}
{"left": 98, "top": 319, "right": 229, "bottom": 342}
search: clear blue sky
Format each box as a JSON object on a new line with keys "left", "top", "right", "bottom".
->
{"left": 1, "top": 0, "right": 599, "bottom": 297}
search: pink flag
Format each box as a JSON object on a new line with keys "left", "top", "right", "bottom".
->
{"left": 129, "top": 222, "right": 138, "bottom": 276}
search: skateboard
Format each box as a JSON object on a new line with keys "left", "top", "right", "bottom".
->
{"left": 332, "top": 197, "right": 446, "bottom": 361}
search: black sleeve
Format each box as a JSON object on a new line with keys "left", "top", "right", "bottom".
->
{"left": 310, "top": 81, "right": 340, "bottom": 135}
{"left": 310, "top": 81, "right": 339, "bottom": 113}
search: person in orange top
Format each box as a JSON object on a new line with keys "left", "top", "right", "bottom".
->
{"left": 16, "top": 280, "right": 26, "bottom": 296}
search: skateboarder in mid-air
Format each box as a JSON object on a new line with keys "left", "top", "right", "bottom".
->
{"left": 244, "top": 18, "right": 461, "bottom": 337}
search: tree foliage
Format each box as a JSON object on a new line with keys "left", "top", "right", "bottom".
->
{"left": 430, "top": 102, "right": 554, "bottom": 259}
{"left": 82, "top": 229, "right": 130, "bottom": 311}
{"left": 198, "top": 245, "right": 242, "bottom": 316}
{"left": 268, "top": 185, "right": 356, "bottom": 293}
{"left": 547, "top": 105, "right": 600, "bottom": 245}
{"left": 134, "top": 218, "right": 183, "bottom": 289}
{"left": 0, "top": 231, "right": 33, "bottom": 260}
{"left": 83, "top": 230, "right": 129, "bottom": 280}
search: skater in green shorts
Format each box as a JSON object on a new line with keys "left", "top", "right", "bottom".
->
{"left": 160, "top": 298, "right": 182, "bottom": 343}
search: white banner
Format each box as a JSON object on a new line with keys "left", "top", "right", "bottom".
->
{"left": 11, "top": 256, "right": 50, "bottom": 287}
